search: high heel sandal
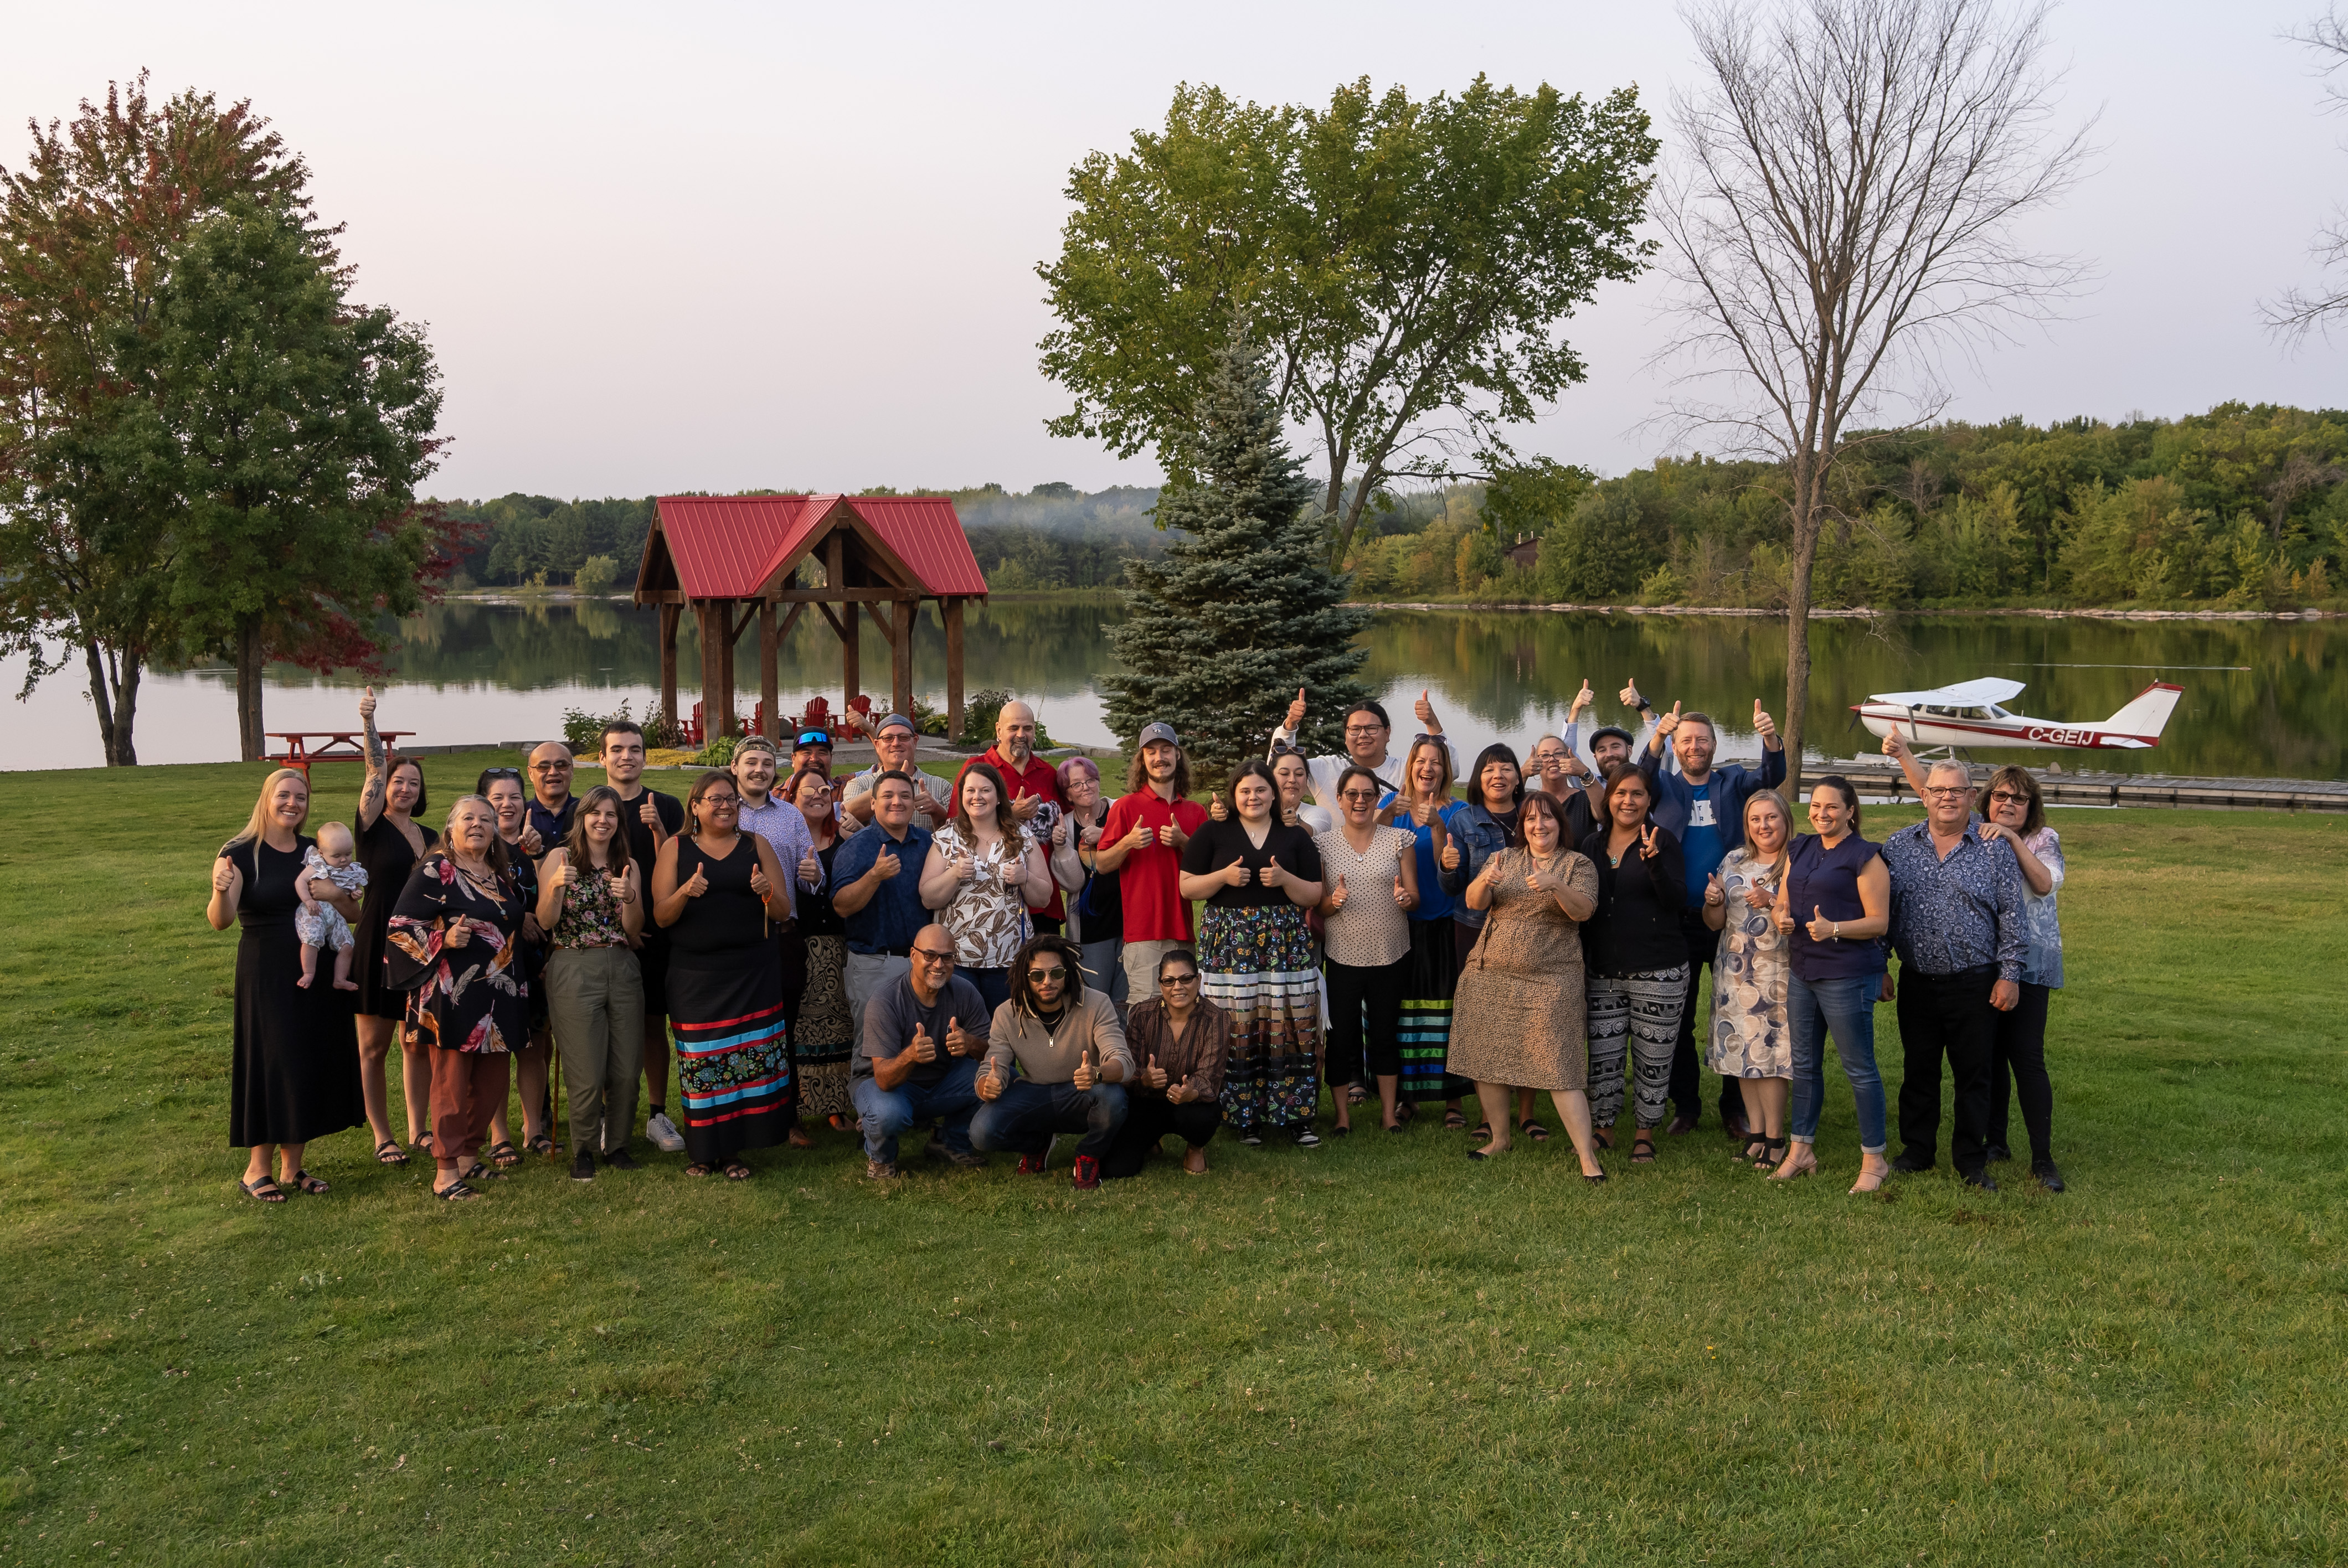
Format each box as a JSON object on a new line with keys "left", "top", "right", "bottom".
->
{"left": 1760, "top": 1135, "right": 1789, "bottom": 1170}
{"left": 1737, "top": 1129, "right": 1771, "bottom": 1166}
{"left": 1769, "top": 1142, "right": 1817, "bottom": 1181}
{"left": 1848, "top": 1157, "right": 1891, "bottom": 1194}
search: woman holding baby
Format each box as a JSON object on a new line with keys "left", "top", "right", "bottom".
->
{"left": 207, "top": 767, "right": 369, "bottom": 1202}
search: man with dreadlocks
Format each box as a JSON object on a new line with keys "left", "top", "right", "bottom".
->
{"left": 970, "top": 933, "right": 1132, "bottom": 1189}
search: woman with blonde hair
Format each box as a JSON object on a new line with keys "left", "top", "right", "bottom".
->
{"left": 207, "top": 768, "right": 368, "bottom": 1201}
{"left": 1705, "top": 791, "right": 1795, "bottom": 1169}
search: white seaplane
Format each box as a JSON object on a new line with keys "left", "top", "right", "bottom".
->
{"left": 1851, "top": 677, "right": 2184, "bottom": 753}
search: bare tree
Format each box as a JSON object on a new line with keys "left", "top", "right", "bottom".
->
{"left": 2265, "top": 6, "right": 2348, "bottom": 343}
{"left": 1654, "top": 0, "right": 2091, "bottom": 795}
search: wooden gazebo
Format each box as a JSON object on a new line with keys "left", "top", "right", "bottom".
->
{"left": 632, "top": 494, "right": 989, "bottom": 743}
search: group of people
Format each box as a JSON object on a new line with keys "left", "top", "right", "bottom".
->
{"left": 208, "top": 677, "right": 2068, "bottom": 1201}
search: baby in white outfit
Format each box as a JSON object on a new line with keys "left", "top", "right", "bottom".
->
{"left": 297, "top": 822, "right": 370, "bottom": 991}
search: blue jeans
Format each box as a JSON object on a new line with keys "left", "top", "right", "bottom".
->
{"left": 969, "top": 1078, "right": 1129, "bottom": 1162}
{"left": 1786, "top": 972, "right": 1888, "bottom": 1153}
{"left": 851, "top": 1057, "right": 982, "bottom": 1164}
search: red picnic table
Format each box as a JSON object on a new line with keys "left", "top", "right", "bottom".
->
{"left": 266, "top": 731, "right": 413, "bottom": 778}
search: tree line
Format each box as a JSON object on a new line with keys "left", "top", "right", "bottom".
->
{"left": 1359, "top": 403, "right": 2348, "bottom": 611}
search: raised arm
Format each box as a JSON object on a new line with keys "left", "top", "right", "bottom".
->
{"left": 1881, "top": 731, "right": 1930, "bottom": 796}
{"left": 357, "top": 685, "right": 388, "bottom": 830}
{"left": 535, "top": 847, "right": 572, "bottom": 932}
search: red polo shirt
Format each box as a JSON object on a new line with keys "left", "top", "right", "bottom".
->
{"left": 1101, "top": 788, "right": 1211, "bottom": 942}
{"left": 960, "top": 746, "right": 1068, "bottom": 924}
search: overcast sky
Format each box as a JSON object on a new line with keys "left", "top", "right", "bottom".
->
{"left": 6, "top": 1, "right": 2343, "bottom": 501}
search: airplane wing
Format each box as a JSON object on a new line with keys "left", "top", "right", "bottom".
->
{"left": 1864, "top": 676, "right": 2028, "bottom": 708}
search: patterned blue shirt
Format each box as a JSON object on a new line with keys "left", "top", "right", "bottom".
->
{"left": 738, "top": 795, "right": 821, "bottom": 920}
{"left": 1883, "top": 817, "right": 2026, "bottom": 982}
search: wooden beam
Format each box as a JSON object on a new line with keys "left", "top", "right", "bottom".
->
{"left": 944, "top": 597, "right": 965, "bottom": 744}
{"left": 758, "top": 601, "right": 779, "bottom": 743}
{"left": 659, "top": 602, "right": 681, "bottom": 734}
{"left": 766, "top": 587, "right": 918, "bottom": 604}
{"left": 697, "top": 603, "right": 723, "bottom": 747}
{"left": 813, "top": 601, "right": 846, "bottom": 641}
{"left": 727, "top": 601, "right": 760, "bottom": 645}
{"left": 777, "top": 600, "right": 807, "bottom": 644}
{"left": 891, "top": 598, "right": 914, "bottom": 723}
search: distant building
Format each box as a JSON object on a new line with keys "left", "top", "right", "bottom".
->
{"left": 1503, "top": 533, "right": 1539, "bottom": 571}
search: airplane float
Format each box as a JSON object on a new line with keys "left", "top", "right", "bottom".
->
{"left": 1851, "top": 677, "right": 2184, "bottom": 753}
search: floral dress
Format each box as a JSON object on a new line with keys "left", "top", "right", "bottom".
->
{"left": 385, "top": 853, "right": 531, "bottom": 1054}
{"left": 930, "top": 823, "right": 1043, "bottom": 968}
{"left": 1707, "top": 847, "right": 1790, "bottom": 1079}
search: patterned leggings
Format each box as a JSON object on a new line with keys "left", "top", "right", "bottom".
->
{"left": 1587, "top": 966, "right": 1690, "bottom": 1131}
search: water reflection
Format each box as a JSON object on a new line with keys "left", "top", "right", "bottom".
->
{"left": 4, "top": 597, "right": 2336, "bottom": 778}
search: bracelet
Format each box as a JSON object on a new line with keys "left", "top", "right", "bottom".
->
{"left": 1831, "top": 920, "right": 1840, "bottom": 940}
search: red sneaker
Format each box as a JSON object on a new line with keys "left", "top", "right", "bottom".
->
{"left": 1016, "top": 1151, "right": 1051, "bottom": 1176}
{"left": 1071, "top": 1154, "right": 1101, "bottom": 1190}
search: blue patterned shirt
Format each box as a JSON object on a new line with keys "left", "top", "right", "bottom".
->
{"left": 1883, "top": 817, "right": 2026, "bottom": 982}
{"left": 738, "top": 795, "right": 822, "bottom": 920}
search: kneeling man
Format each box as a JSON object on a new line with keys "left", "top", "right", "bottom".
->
{"left": 851, "top": 924, "right": 990, "bottom": 1179}
{"left": 971, "top": 934, "right": 1131, "bottom": 1189}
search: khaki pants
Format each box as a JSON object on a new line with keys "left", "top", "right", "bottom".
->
{"left": 1120, "top": 939, "right": 1185, "bottom": 1007}
{"left": 545, "top": 945, "right": 646, "bottom": 1154}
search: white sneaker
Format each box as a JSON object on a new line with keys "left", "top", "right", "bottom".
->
{"left": 645, "top": 1110, "right": 686, "bottom": 1152}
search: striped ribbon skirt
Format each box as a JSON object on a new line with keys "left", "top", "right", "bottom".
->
{"left": 668, "top": 945, "right": 794, "bottom": 1164}
{"left": 1198, "top": 903, "right": 1325, "bottom": 1136}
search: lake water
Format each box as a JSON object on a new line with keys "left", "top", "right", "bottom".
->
{"left": 7, "top": 597, "right": 2339, "bottom": 778}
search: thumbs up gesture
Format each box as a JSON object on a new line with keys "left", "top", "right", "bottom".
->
{"left": 682, "top": 859, "right": 710, "bottom": 898}
{"left": 1570, "top": 678, "right": 1594, "bottom": 718}
{"left": 907, "top": 1020, "right": 938, "bottom": 1064}
{"left": 869, "top": 845, "right": 903, "bottom": 881}
{"left": 445, "top": 914, "right": 472, "bottom": 949}
{"left": 1804, "top": 905, "right": 1837, "bottom": 942}
{"left": 1223, "top": 856, "right": 1252, "bottom": 889}
{"left": 519, "top": 824, "right": 544, "bottom": 859}
{"left": 1413, "top": 689, "right": 1437, "bottom": 730}
{"left": 1142, "top": 1053, "right": 1168, "bottom": 1091}
{"left": 1167, "top": 1072, "right": 1192, "bottom": 1105}
{"left": 358, "top": 684, "right": 377, "bottom": 720}
{"left": 1392, "top": 869, "right": 1415, "bottom": 911}
{"left": 1438, "top": 834, "right": 1461, "bottom": 871}
{"left": 1208, "top": 790, "right": 1228, "bottom": 823}
{"left": 943, "top": 1014, "right": 979, "bottom": 1057}
{"left": 616, "top": 860, "right": 637, "bottom": 904}
{"left": 1705, "top": 872, "right": 1726, "bottom": 907}
{"left": 799, "top": 843, "right": 823, "bottom": 887}
{"left": 639, "top": 795, "right": 662, "bottom": 829}
{"left": 1327, "top": 871, "right": 1350, "bottom": 912}
{"left": 1618, "top": 678, "right": 1642, "bottom": 709}
{"left": 1258, "top": 855, "right": 1287, "bottom": 890}
{"left": 976, "top": 1057, "right": 1005, "bottom": 1101}
{"left": 1285, "top": 687, "right": 1307, "bottom": 731}
{"left": 1657, "top": 701, "right": 1685, "bottom": 737}
{"left": 549, "top": 857, "right": 576, "bottom": 892}
{"left": 212, "top": 856, "right": 238, "bottom": 895}
{"left": 1072, "top": 1048, "right": 1096, "bottom": 1091}
{"left": 1742, "top": 875, "right": 1774, "bottom": 910}
{"left": 1752, "top": 698, "right": 1777, "bottom": 742}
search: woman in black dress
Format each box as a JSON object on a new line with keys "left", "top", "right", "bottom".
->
{"left": 387, "top": 796, "right": 532, "bottom": 1201}
{"left": 207, "top": 768, "right": 368, "bottom": 1202}
{"left": 352, "top": 687, "right": 437, "bottom": 1165}
{"left": 653, "top": 770, "right": 796, "bottom": 1179}
{"left": 786, "top": 767, "right": 856, "bottom": 1129}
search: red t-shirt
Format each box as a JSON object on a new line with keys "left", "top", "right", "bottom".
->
{"left": 1101, "top": 790, "right": 1211, "bottom": 942}
{"left": 960, "top": 746, "right": 1068, "bottom": 922}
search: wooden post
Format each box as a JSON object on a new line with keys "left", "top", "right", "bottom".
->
{"left": 943, "top": 597, "right": 966, "bottom": 744}
{"left": 696, "top": 602, "right": 723, "bottom": 746}
{"left": 658, "top": 602, "right": 681, "bottom": 734}
{"left": 891, "top": 597, "right": 914, "bottom": 722}
{"left": 830, "top": 532, "right": 858, "bottom": 710}
{"left": 758, "top": 601, "right": 779, "bottom": 742}
{"left": 718, "top": 601, "right": 739, "bottom": 737}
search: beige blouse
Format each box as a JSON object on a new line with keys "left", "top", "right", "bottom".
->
{"left": 1312, "top": 824, "right": 1417, "bottom": 968}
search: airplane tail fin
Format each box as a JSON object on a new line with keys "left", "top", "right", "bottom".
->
{"left": 2102, "top": 682, "right": 2182, "bottom": 745}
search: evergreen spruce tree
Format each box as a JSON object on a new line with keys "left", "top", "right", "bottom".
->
{"left": 1102, "top": 327, "right": 1371, "bottom": 785}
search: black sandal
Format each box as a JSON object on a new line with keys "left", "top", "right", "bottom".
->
{"left": 374, "top": 1139, "right": 409, "bottom": 1166}
{"left": 1594, "top": 1127, "right": 1615, "bottom": 1149}
{"left": 289, "top": 1169, "right": 329, "bottom": 1195}
{"left": 1471, "top": 1123, "right": 1491, "bottom": 1141}
{"left": 488, "top": 1140, "right": 522, "bottom": 1169}
{"left": 1631, "top": 1133, "right": 1657, "bottom": 1163}
{"left": 1441, "top": 1108, "right": 1468, "bottom": 1129}
{"left": 527, "top": 1133, "right": 555, "bottom": 1158}
{"left": 461, "top": 1161, "right": 508, "bottom": 1183}
{"left": 1520, "top": 1118, "right": 1550, "bottom": 1143}
{"left": 240, "top": 1176, "right": 286, "bottom": 1204}
{"left": 413, "top": 1130, "right": 435, "bottom": 1156}
{"left": 433, "top": 1180, "right": 480, "bottom": 1202}
{"left": 1762, "top": 1135, "right": 1790, "bottom": 1168}
{"left": 1738, "top": 1131, "right": 1771, "bottom": 1165}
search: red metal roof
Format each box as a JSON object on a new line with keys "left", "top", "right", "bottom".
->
{"left": 650, "top": 494, "right": 986, "bottom": 600}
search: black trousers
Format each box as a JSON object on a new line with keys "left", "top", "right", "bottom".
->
{"left": 1667, "top": 917, "right": 1743, "bottom": 1126}
{"left": 1989, "top": 981, "right": 2054, "bottom": 1162}
{"left": 1895, "top": 964, "right": 2000, "bottom": 1174}
{"left": 1100, "top": 1092, "right": 1223, "bottom": 1179}
{"left": 1324, "top": 956, "right": 1406, "bottom": 1084}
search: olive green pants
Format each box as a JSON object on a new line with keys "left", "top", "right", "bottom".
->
{"left": 544, "top": 945, "right": 645, "bottom": 1154}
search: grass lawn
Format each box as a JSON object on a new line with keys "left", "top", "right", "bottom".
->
{"left": 2, "top": 754, "right": 2342, "bottom": 1566}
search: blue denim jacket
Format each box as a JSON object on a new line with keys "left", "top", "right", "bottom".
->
{"left": 1440, "top": 800, "right": 1515, "bottom": 929}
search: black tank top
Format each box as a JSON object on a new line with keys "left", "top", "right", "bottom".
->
{"left": 670, "top": 834, "right": 766, "bottom": 957}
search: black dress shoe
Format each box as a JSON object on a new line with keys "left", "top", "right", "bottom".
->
{"left": 1891, "top": 1151, "right": 1933, "bottom": 1173}
{"left": 2031, "top": 1159, "right": 2066, "bottom": 1193}
{"left": 1960, "top": 1168, "right": 1998, "bottom": 1192}
{"left": 1985, "top": 1143, "right": 2012, "bottom": 1164}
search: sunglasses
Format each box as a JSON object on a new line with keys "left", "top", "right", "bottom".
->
{"left": 1160, "top": 972, "right": 1199, "bottom": 985}
{"left": 480, "top": 767, "right": 522, "bottom": 781}
{"left": 530, "top": 760, "right": 572, "bottom": 772}
{"left": 1027, "top": 965, "right": 1069, "bottom": 982}
{"left": 911, "top": 946, "right": 955, "bottom": 963}
{"left": 1340, "top": 789, "right": 1381, "bottom": 803}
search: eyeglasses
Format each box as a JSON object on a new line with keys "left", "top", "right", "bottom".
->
{"left": 1989, "top": 790, "right": 2031, "bottom": 804}
{"left": 910, "top": 946, "right": 955, "bottom": 964}
{"left": 530, "top": 760, "right": 571, "bottom": 772}
{"left": 1339, "top": 789, "right": 1380, "bottom": 803}
{"left": 1922, "top": 786, "right": 1970, "bottom": 798}
{"left": 1343, "top": 724, "right": 1386, "bottom": 736}
{"left": 701, "top": 793, "right": 740, "bottom": 806}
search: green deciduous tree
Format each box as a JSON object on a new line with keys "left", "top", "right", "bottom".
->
{"left": 0, "top": 76, "right": 316, "bottom": 765}
{"left": 1040, "top": 75, "right": 1655, "bottom": 571}
{"left": 1101, "top": 327, "right": 1370, "bottom": 784}
{"left": 118, "top": 197, "right": 447, "bottom": 759}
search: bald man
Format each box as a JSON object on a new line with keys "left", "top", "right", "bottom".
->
{"left": 525, "top": 740, "right": 578, "bottom": 848}
{"left": 851, "top": 923, "right": 991, "bottom": 1178}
